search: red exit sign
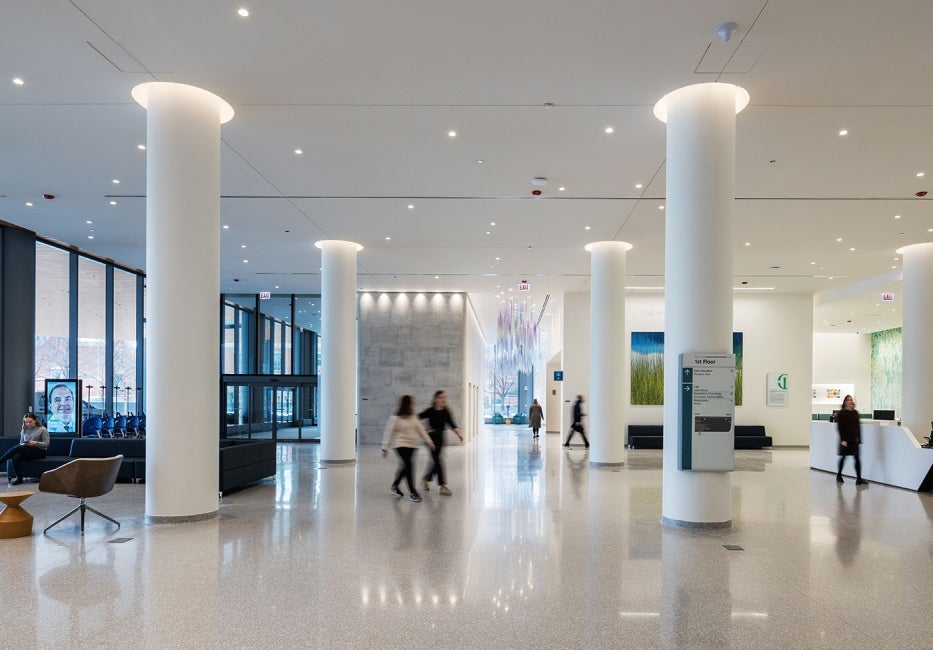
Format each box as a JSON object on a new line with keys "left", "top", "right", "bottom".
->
{"left": 518, "top": 281, "right": 530, "bottom": 292}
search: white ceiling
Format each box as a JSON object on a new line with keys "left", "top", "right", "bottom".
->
{"left": 4, "top": 0, "right": 931, "bottom": 338}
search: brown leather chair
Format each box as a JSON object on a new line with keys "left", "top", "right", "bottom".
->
{"left": 39, "top": 455, "right": 123, "bottom": 535}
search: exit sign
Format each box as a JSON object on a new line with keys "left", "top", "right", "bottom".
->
{"left": 259, "top": 291, "right": 271, "bottom": 300}
{"left": 881, "top": 292, "right": 895, "bottom": 302}
{"left": 518, "top": 281, "right": 530, "bottom": 292}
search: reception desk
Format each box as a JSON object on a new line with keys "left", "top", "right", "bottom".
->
{"left": 810, "top": 421, "right": 933, "bottom": 491}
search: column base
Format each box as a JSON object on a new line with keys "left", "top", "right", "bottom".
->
{"left": 661, "top": 516, "right": 732, "bottom": 529}
{"left": 146, "top": 510, "right": 218, "bottom": 524}
{"left": 590, "top": 461, "right": 625, "bottom": 468}
{"left": 320, "top": 459, "right": 356, "bottom": 466}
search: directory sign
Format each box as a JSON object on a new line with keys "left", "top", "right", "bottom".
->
{"left": 679, "top": 353, "right": 735, "bottom": 471}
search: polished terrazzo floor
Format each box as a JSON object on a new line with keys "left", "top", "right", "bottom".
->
{"left": 2, "top": 425, "right": 932, "bottom": 649}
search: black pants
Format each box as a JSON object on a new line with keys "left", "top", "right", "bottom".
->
{"left": 838, "top": 452, "right": 861, "bottom": 480}
{"left": 0, "top": 444, "right": 46, "bottom": 480}
{"left": 392, "top": 447, "right": 417, "bottom": 493}
{"left": 423, "top": 432, "right": 446, "bottom": 486}
{"left": 564, "top": 423, "right": 589, "bottom": 447}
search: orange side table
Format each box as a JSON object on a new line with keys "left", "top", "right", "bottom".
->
{"left": 0, "top": 491, "right": 34, "bottom": 538}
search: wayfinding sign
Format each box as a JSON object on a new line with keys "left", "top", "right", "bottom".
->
{"left": 679, "top": 353, "right": 735, "bottom": 471}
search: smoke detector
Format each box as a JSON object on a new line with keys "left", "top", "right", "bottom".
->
{"left": 531, "top": 177, "right": 548, "bottom": 187}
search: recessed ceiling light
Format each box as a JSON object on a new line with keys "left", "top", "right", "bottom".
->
{"left": 385, "top": 236, "right": 391, "bottom": 240}
{"left": 407, "top": 204, "right": 414, "bottom": 210}
{"left": 12, "top": 77, "right": 24, "bottom": 86}
{"left": 486, "top": 231, "right": 491, "bottom": 235}
{"left": 495, "top": 257, "right": 500, "bottom": 261}
{"left": 137, "top": 144, "right": 146, "bottom": 150}
{"left": 635, "top": 183, "right": 643, "bottom": 189}
{"left": 86, "top": 220, "right": 92, "bottom": 224}
{"left": 838, "top": 129, "right": 848, "bottom": 136}
{"left": 25, "top": 202, "right": 33, "bottom": 207}
{"left": 585, "top": 226, "right": 591, "bottom": 230}
{"left": 274, "top": 285, "right": 279, "bottom": 289}
{"left": 89, "top": 228, "right": 95, "bottom": 233}
{"left": 810, "top": 261, "right": 816, "bottom": 265}
{"left": 745, "top": 242, "right": 751, "bottom": 246}
{"left": 294, "top": 149, "right": 303, "bottom": 155}
{"left": 928, "top": 228, "right": 933, "bottom": 232}
{"left": 836, "top": 238, "right": 843, "bottom": 242}
{"left": 223, "top": 224, "right": 230, "bottom": 229}
{"left": 238, "top": 8, "right": 250, "bottom": 17}
{"left": 604, "top": 127, "right": 614, "bottom": 134}
{"left": 243, "top": 259, "right": 249, "bottom": 263}
{"left": 658, "top": 205, "right": 664, "bottom": 210}
{"left": 892, "top": 265, "right": 897, "bottom": 269}
{"left": 829, "top": 276, "right": 835, "bottom": 280}
{"left": 434, "top": 276, "right": 439, "bottom": 279}
{"left": 240, "top": 244, "right": 247, "bottom": 249}
{"left": 849, "top": 247, "right": 856, "bottom": 251}
{"left": 112, "top": 179, "right": 120, "bottom": 184}
{"left": 476, "top": 159, "right": 484, "bottom": 164}
{"left": 88, "top": 235, "right": 94, "bottom": 240}
{"left": 894, "top": 214, "right": 901, "bottom": 219}
{"left": 109, "top": 201, "right": 117, "bottom": 205}
{"left": 917, "top": 171, "right": 926, "bottom": 177}
{"left": 490, "top": 222, "right": 496, "bottom": 226}
{"left": 448, "top": 130, "right": 457, "bottom": 137}
{"left": 558, "top": 186, "right": 565, "bottom": 191}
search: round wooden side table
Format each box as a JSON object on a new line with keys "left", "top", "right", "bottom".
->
{"left": 0, "top": 491, "right": 34, "bottom": 538}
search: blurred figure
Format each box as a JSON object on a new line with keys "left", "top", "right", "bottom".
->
{"left": 836, "top": 394, "right": 867, "bottom": 485}
{"left": 528, "top": 398, "right": 544, "bottom": 439}
{"left": 419, "top": 390, "right": 462, "bottom": 496}
{"left": 563, "top": 395, "right": 589, "bottom": 448}
{"left": 382, "top": 395, "right": 435, "bottom": 502}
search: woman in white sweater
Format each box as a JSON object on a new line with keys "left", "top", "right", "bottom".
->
{"left": 382, "top": 395, "right": 435, "bottom": 502}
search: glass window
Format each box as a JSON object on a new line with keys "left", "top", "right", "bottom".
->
{"left": 77, "top": 257, "right": 106, "bottom": 409}
{"left": 223, "top": 299, "right": 253, "bottom": 374}
{"left": 35, "top": 243, "right": 71, "bottom": 403}
{"left": 113, "top": 269, "right": 138, "bottom": 414}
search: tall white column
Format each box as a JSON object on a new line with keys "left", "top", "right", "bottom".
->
{"left": 315, "top": 240, "right": 362, "bottom": 463}
{"left": 654, "top": 83, "right": 749, "bottom": 527}
{"left": 897, "top": 242, "right": 933, "bottom": 439}
{"left": 586, "top": 241, "right": 632, "bottom": 466}
{"left": 132, "top": 82, "right": 233, "bottom": 521}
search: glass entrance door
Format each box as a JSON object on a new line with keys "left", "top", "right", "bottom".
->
{"left": 222, "top": 376, "right": 318, "bottom": 441}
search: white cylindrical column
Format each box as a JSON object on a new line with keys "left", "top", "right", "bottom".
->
{"left": 315, "top": 240, "right": 362, "bottom": 463}
{"left": 586, "top": 241, "right": 632, "bottom": 466}
{"left": 897, "top": 242, "right": 933, "bottom": 438}
{"left": 654, "top": 83, "right": 749, "bottom": 527}
{"left": 132, "top": 82, "right": 234, "bottom": 521}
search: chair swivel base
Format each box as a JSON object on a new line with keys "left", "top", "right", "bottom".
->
{"left": 44, "top": 498, "right": 121, "bottom": 535}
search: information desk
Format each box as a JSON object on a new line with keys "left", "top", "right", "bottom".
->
{"left": 810, "top": 421, "right": 933, "bottom": 491}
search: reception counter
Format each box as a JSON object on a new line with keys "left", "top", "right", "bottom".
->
{"left": 810, "top": 421, "right": 933, "bottom": 491}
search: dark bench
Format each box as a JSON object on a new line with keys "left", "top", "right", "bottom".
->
{"left": 627, "top": 425, "right": 773, "bottom": 449}
{"left": 3, "top": 436, "right": 278, "bottom": 492}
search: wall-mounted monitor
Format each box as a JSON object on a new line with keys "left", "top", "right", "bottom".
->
{"left": 873, "top": 409, "right": 896, "bottom": 420}
{"left": 44, "top": 379, "right": 81, "bottom": 434}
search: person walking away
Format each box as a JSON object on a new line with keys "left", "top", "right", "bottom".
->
{"left": 529, "top": 398, "right": 544, "bottom": 439}
{"left": 563, "top": 395, "right": 589, "bottom": 448}
{"left": 836, "top": 394, "right": 867, "bottom": 485}
{"left": 419, "top": 390, "right": 462, "bottom": 496}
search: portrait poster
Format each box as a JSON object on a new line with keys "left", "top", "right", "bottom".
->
{"left": 44, "top": 379, "right": 82, "bottom": 434}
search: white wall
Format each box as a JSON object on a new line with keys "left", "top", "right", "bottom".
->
{"left": 812, "top": 332, "right": 871, "bottom": 414}
{"left": 624, "top": 292, "right": 814, "bottom": 446}
{"left": 560, "top": 292, "right": 590, "bottom": 436}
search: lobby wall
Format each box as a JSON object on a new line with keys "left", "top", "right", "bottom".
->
{"left": 358, "top": 292, "right": 467, "bottom": 446}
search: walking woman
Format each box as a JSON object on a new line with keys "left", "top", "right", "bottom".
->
{"left": 529, "top": 398, "right": 544, "bottom": 439}
{"left": 1, "top": 412, "right": 49, "bottom": 485}
{"left": 382, "top": 395, "right": 435, "bottom": 502}
{"left": 836, "top": 394, "right": 867, "bottom": 485}
{"left": 419, "top": 390, "right": 463, "bottom": 496}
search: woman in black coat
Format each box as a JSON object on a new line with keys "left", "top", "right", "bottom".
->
{"left": 836, "top": 395, "right": 867, "bottom": 485}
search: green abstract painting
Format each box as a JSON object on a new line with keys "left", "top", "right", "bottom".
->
{"left": 870, "top": 328, "right": 901, "bottom": 412}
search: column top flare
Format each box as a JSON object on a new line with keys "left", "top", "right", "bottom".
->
{"left": 585, "top": 241, "right": 633, "bottom": 253}
{"left": 653, "top": 83, "right": 749, "bottom": 124}
{"left": 896, "top": 242, "right": 933, "bottom": 255}
{"left": 132, "top": 82, "right": 234, "bottom": 124}
{"left": 315, "top": 240, "right": 364, "bottom": 252}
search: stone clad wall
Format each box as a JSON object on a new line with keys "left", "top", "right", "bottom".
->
{"left": 358, "top": 292, "right": 466, "bottom": 445}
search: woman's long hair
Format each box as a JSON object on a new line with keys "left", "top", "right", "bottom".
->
{"left": 22, "top": 412, "right": 40, "bottom": 434}
{"left": 396, "top": 395, "right": 414, "bottom": 417}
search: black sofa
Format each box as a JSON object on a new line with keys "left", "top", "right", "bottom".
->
{"left": 3, "top": 436, "right": 277, "bottom": 492}
{"left": 626, "top": 425, "right": 773, "bottom": 449}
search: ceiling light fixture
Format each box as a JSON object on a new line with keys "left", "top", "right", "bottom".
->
{"left": 745, "top": 242, "right": 751, "bottom": 246}
{"left": 604, "top": 127, "right": 614, "bottom": 134}
{"left": 917, "top": 171, "right": 926, "bottom": 177}
{"left": 88, "top": 235, "right": 94, "bottom": 240}
{"left": 294, "top": 149, "right": 303, "bottom": 155}
{"left": 112, "top": 179, "right": 120, "bottom": 184}
{"left": 385, "top": 236, "right": 391, "bottom": 240}
{"left": 894, "top": 214, "right": 901, "bottom": 219}
{"left": 109, "top": 201, "right": 117, "bottom": 205}
{"left": 558, "top": 186, "right": 565, "bottom": 191}
{"left": 12, "top": 77, "right": 24, "bottom": 86}
{"left": 25, "top": 202, "right": 33, "bottom": 207}
{"left": 407, "top": 204, "right": 414, "bottom": 210}
{"left": 86, "top": 220, "right": 92, "bottom": 224}
{"left": 243, "top": 259, "right": 249, "bottom": 263}
{"left": 241, "top": 244, "right": 246, "bottom": 249}
{"left": 490, "top": 222, "right": 496, "bottom": 226}
{"left": 658, "top": 205, "right": 664, "bottom": 210}
{"left": 223, "top": 225, "right": 230, "bottom": 229}
{"left": 448, "top": 130, "right": 457, "bottom": 137}
{"left": 635, "top": 183, "right": 643, "bottom": 189}
{"left": 238, "top": 8, "right": 250, "bottom": 17}
{"left": 137, "top": 144, "right": 146, "bottom": 150}
{"left": 476, "top": 159, "right": 484, "bottom": 164}
{"left": 836, "top": 238, "right": 843, "bottom": 242}
{"left": 838, "top": 129, "right": 848, "bottom": 136}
